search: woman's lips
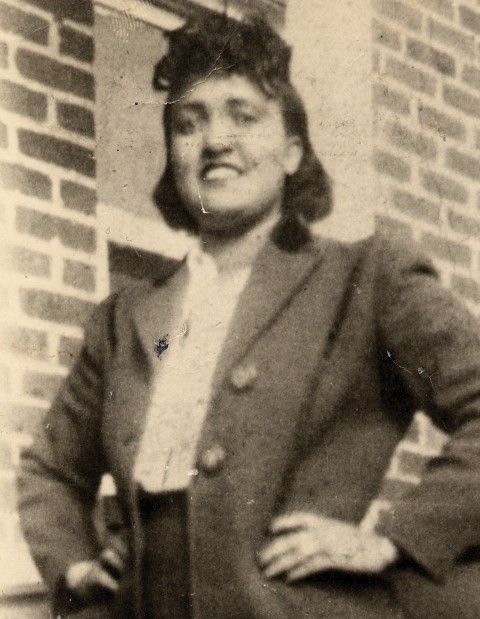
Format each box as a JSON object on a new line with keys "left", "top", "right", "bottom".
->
{"left": 202, "top": 164, "right": 243, "bottom": 181}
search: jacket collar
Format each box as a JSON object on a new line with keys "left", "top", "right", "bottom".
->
{"left": 132, "top": 236, "right": 326, "bottom": 380}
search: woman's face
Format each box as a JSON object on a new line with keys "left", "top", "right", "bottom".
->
{"left": 169, "top": 73, "right": 302, "bottom": 234}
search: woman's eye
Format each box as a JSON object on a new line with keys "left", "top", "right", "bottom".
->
{"left": 173, "top": 117, "right": 198, "bottom": 134}
{"left": 234, "top": 111, "right": 257, "bottom": 125}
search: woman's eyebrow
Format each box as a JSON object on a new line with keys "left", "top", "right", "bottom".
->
{"left": 227, "top": 97, "right": 263, "bottom": 110}
{"left": 174, "top": 101, "right": 207, "bottom": 116}
{"left": 173, "top": 98, "right": 265, "bottom": 117}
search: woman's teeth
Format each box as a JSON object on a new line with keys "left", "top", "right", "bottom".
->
{"left": 203, "top": 166, "right": 240, "bottom": 180}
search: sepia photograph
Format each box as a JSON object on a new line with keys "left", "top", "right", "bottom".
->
{"left": 1, "top": 0, "right": 480, "bottom": 617}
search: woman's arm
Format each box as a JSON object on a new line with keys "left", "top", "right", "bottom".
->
{"left": 16, "top": 294, "right": 118, "bottom": 610}
{"left": 259, "top": 233, "right": 480, "bottom": 584}
{"left": 374, "top": 234, "right": 480, "bottom": 581}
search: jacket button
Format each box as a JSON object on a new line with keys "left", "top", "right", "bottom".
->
{"left": 198, "top": 445, "right": 226, "bottom": 474}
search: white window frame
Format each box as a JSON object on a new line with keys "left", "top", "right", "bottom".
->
{"left": 94, "top": 0, "right": 244, "bottom": 29}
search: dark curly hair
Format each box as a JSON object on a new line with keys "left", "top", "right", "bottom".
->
{"left": 152, "top": 12, "right": 332, "bottom": 249}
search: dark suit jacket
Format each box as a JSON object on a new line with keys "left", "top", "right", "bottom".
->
{"left": 17, "top": 232, "right": 480, "bottom": 618}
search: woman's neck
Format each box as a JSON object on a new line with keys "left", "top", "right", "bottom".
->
{"left": 199, "top": 210, "right": 279, "bottom": 275}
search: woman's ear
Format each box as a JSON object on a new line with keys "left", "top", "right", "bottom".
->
{"left": 283, "top": 135, "right": 304, "bottom": 176}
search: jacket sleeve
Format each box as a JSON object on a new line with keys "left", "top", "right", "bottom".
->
{"left": 374, "top": 234, "right": 480, "bottom": 581}
{"left": 16, "top": 294, "right": 117, "bottom": 597}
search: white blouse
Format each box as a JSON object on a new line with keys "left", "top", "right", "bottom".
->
{"left": 134, "top": 244, "right": 251, "bottom": 492}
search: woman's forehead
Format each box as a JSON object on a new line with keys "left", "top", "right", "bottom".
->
{"left": 173, "top": 73, "right": 276, "bottom": 111}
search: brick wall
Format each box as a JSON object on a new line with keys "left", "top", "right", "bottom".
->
{"left": 369, "top": 0, "right": 480, "bottom": 524}
{"left": 0, "top": 0, "right": 108, "bottom": 600}
{"left": 373, "top": 0, "right": 480, "bottom": 311}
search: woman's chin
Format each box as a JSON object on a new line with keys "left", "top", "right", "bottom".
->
{"left": 195, "top": 208, "right": 274, "bottom": 238}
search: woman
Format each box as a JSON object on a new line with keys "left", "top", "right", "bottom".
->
{"left": 17, "top": 12, "right": 480, "bottom": 619}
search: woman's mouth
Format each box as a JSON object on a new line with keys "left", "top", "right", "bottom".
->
{"left": 202, "top": 164, "right": 242, "bottom": 182}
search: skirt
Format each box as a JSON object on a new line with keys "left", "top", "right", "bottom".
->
{"left": 139, "top": 490, "right": 193, "bottom": 619}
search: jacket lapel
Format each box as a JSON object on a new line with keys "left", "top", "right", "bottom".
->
{"left": 131, "top": 261, "right": 187, "bottom": 373}
{"left": 210, "top": 238, "right": 326, "bottom": 395}
{"left": 130, "top": 239, "right": 326, "bottom": 383}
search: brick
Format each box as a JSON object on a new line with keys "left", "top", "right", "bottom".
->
{"left": 9, "top": 245, "right": 50, "bottom": 277}
{"left": 386, "top": 121, "right": 437, "bottom": 160}
{"left": 0, "top": 325, "right": 48, "bottom": 359}
{"left": 407, "top": 38, "right": 455, "bottom": 76}
{"left": 460, "top": 5, "right": 480, "bottom": 35}
{"left": 61, "top": 179, "right": 96, "bottom": 216}
{"left": 0, "top": 2, "right": 49, "bottom": 45}
{"left": 23, "top": 370, "right": 63, "bottom": 401}
{"left": 63, "top": 258, "right": 95, "bottom": 291}
{"left": 0, "top": 161, "right": 51, "bottom": 199}
{"left": 0, "top": 40, "right": 7, "bottom": 68}
{"left": 18, "top": 128, "right": 95, "bottom": 177}
{"left": 16, "top": 48, "right": 95, "bottom": 101}
{"left": 373, "top": 149, "right": 410, "bottom": 182}
{"left": 373, "top": 0, "right": 422, "bottom": 31}
{"left": 16, "top": 205, "right": 97, "bottom": 253}
{"left": 443, "top": 84, "right": 480, "bottom": 119}
{"left": 19, "top": 288, "right": 95, "bottom": 327}
{"left": 59, "top": 24, "right": 93, "bottom": 63}
{"left": 420, "top": 169, "right": 468, "bottom": 203}
{"left": 373, "top": 82, "right": 410, "bottom": 116}
{"left": 0, "top": 79, "right": 47, "bottom": 121}
{"left": 0, "top": 119, "right": 6, "bottom": 148}
{"left": 385, "top": 56, "right": 436, "bottom": 96}
{"left": 375, "top": 214, "right": 413, "bottom": 239}
{"left": 21, "top": 0, "right": 93, "bottom": 26}
{"left": 451, "top": 274, "right": 480, "bottom": 304}
{"left": 448, "top": 209, "right": 480, "bottom": 239}
{"left": 418, "top": 103, "right": 466, "bottom": 141}
{"left": 56, "top": 101, "right": 94, "bottom": 138}
{"left": 418, "top": 0, "right": 454, "bottom": 20}
{"left": 421, "top": 231, "right": 471, "bottom": 266}
{"left": 391, "top": 188, "right": 440, "bottom": 224}
{"left": 462, "top": 65, "right": 480, "bottom": 92}
{"left": 372, "top": 18, "right": 401, "bottom": 51}
{"left": 58, "top": 334, "right": 82, "bottom": 367}
{"left": 428, "top": 18, "right": 474, "bottom": 59}
{"left": 446, "top": 148, "right": 480, "bottom": 181}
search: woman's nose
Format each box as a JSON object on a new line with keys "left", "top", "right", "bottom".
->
{"left": 202, "top": 117, "right": 234, "bottom": 155}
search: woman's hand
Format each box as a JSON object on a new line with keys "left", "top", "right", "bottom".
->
{"left": 258, "top": 511, "right": 398, "bottom": 582}
{"left": 65, "top": 537, "right": 128, "bottom": 603}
